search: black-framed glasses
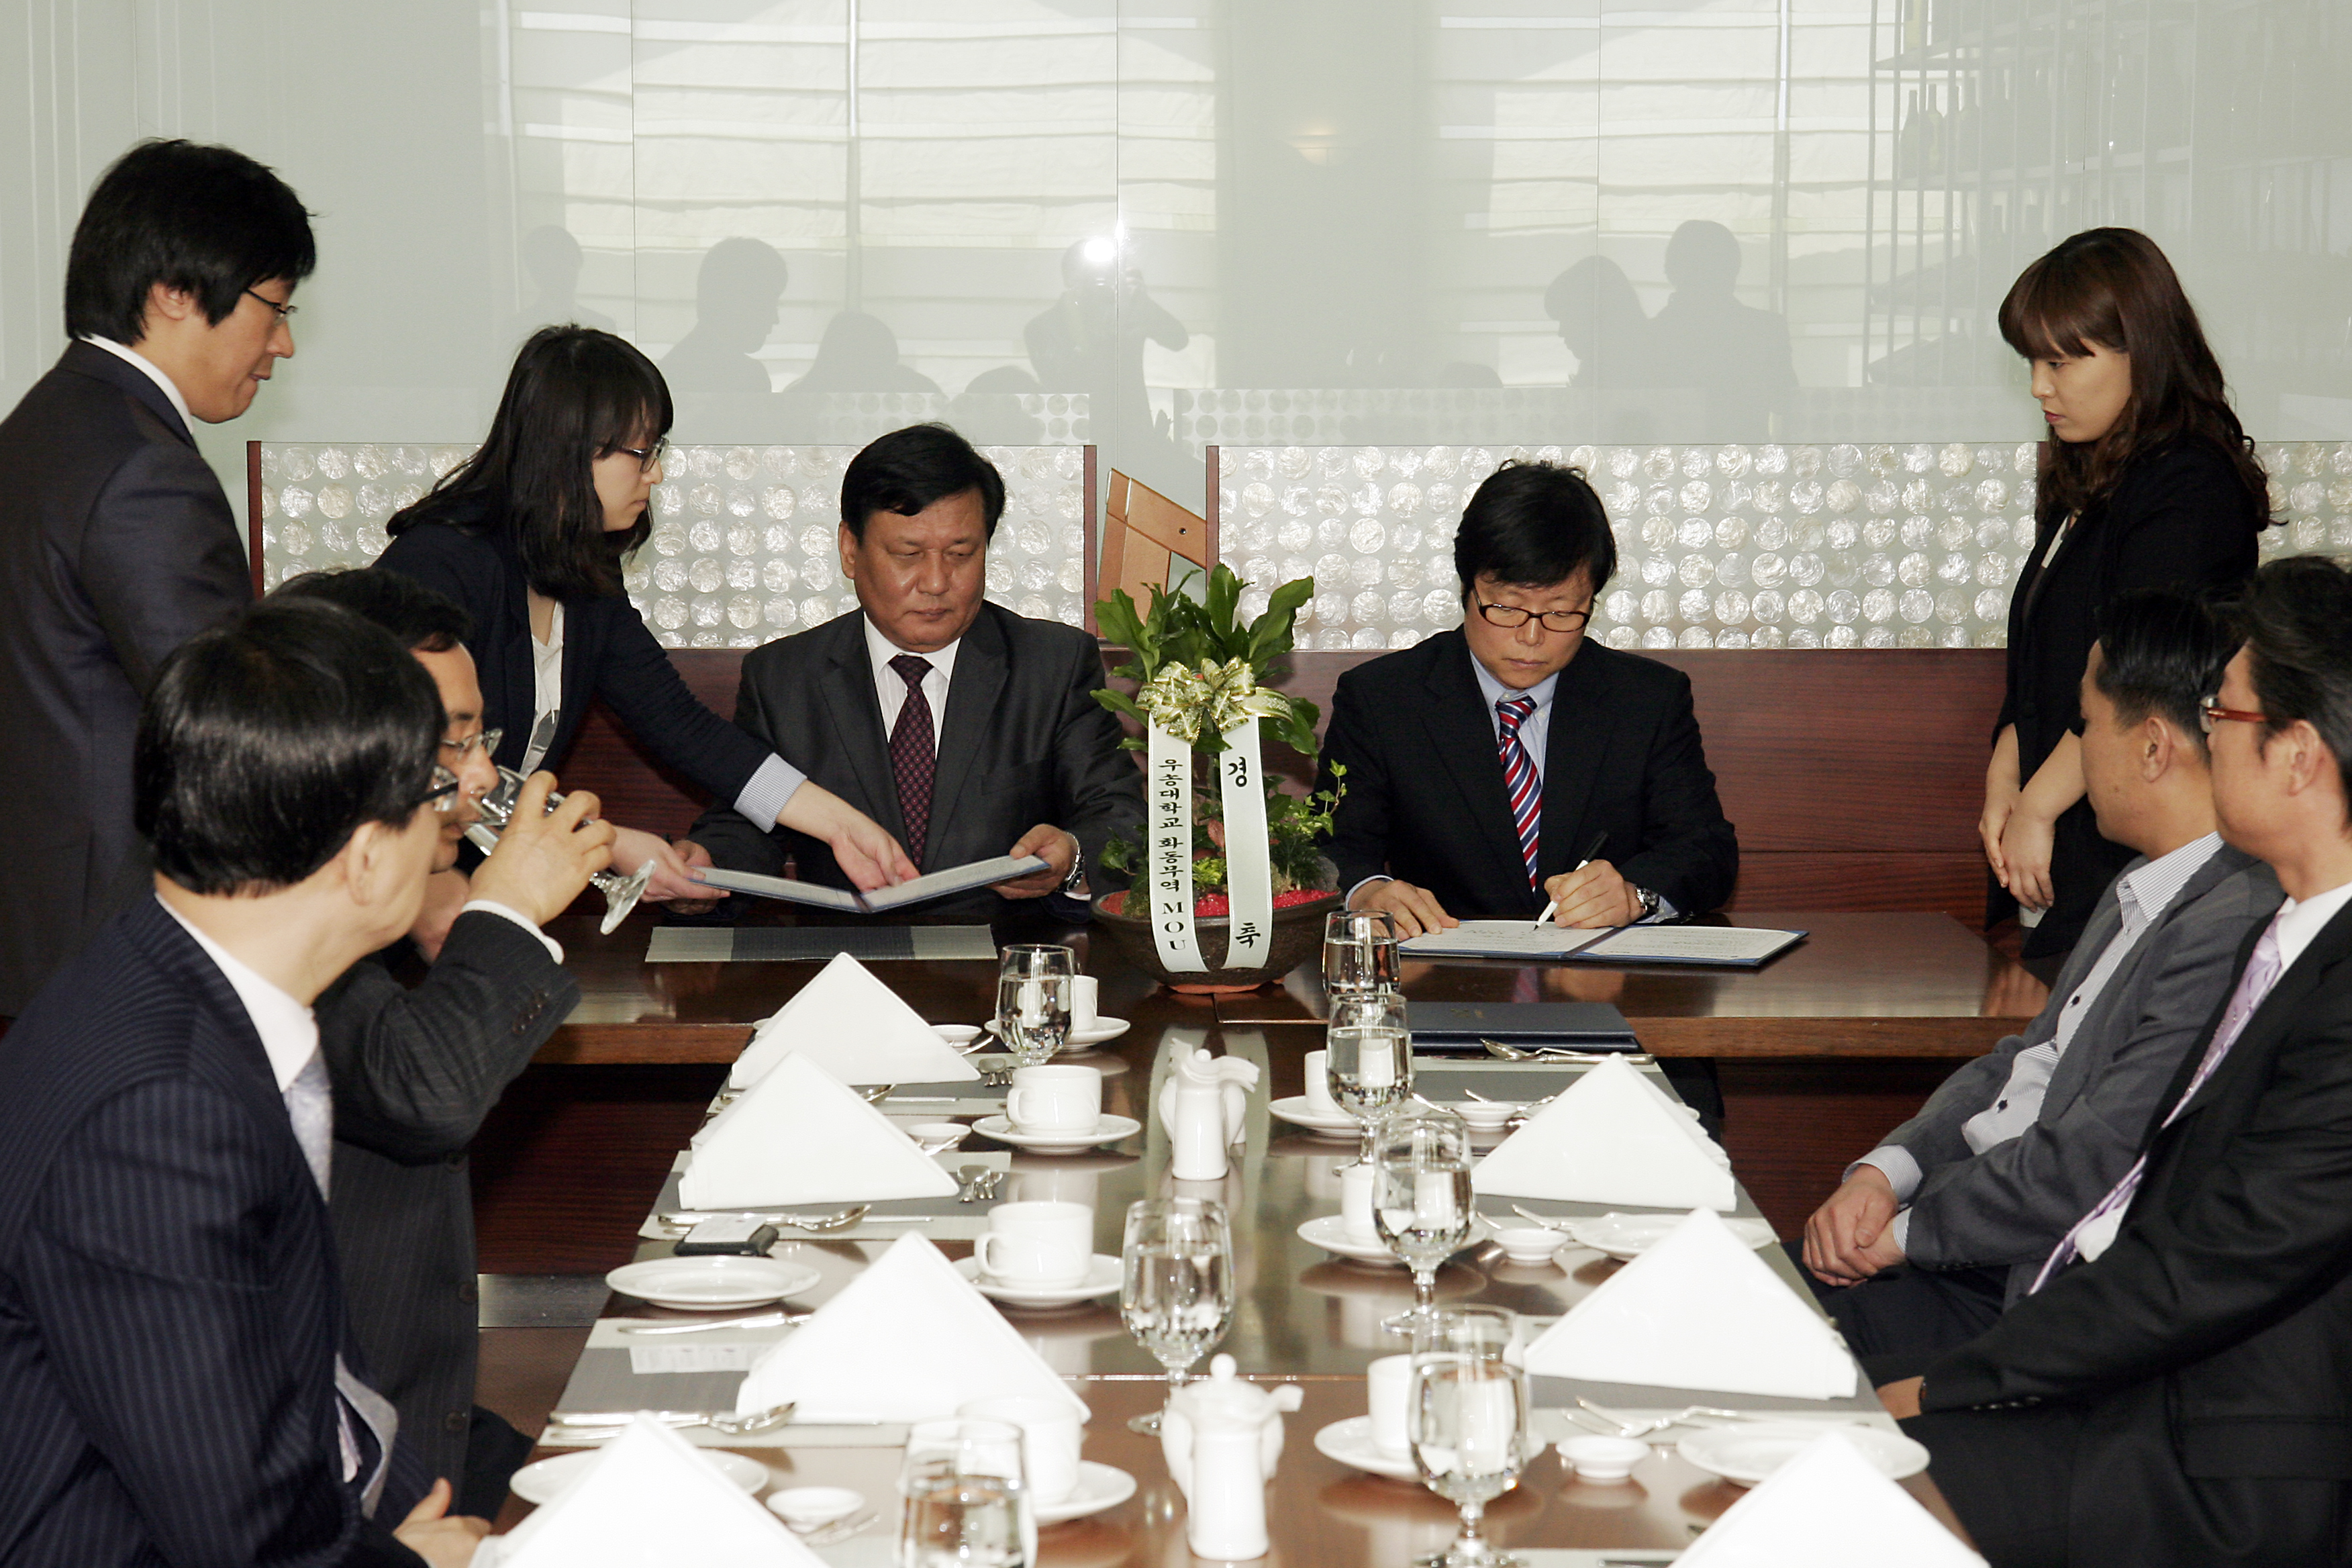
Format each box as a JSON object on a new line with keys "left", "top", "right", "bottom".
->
{"left": 2199, "top": 697, "right": 2270, "bottom": 735}
{"left": 1473, "top": 598, "right": 1591, "bottom": 634}
{"left": 243, "top": 288, "right": 297, "bottom": 323}
{"left": 417, "top": 765, "right": 462, "bottom": 815}
{"left": 613, "top": 437, "right": 668, "bottom": 473}
{"left": 441, "top": 726, "right": 503, "bottom": 761}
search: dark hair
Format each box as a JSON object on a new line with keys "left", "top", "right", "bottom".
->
{"left": 136, "top": 601, "right": 443, "bottom": 897}
{"left": 2092, "top": 589, "right": 2238, "bottom": 755}
{"left": 2231, "top": 556, "right": 2352, "bottom": 816}
{"left": 1998, "top": 228, "right": 2269, "bottom": 534}
{"left": 272, "top": 568, "right": 473, "bottom": 652}
{"left": 387, "top": 326, "right": 669, "bottom": 600}
{"left": 840, "top": 424, "right": 1005, "bottom": 542}
{"left": 1453, "top": 460, "right": 1618, "bottom": 598}
{"left": 64, "top": 140, "right": 315, "bottom": 345}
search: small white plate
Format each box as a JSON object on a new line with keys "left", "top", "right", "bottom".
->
{"left": 1267, "top": 1096, "right": 1361, "bottom": 1137}
{"left": 767, "top": 1485, "right": 865, "bottom": 1530}
{"left": 973, "top": 1113, "right": 1141, "bottom": 1155}
{"left": 511, "top": 1447, "right": 767, "bottom": 1505}
{"left": 1450, "top": 1101, "right": 1519, "bottom": 1133}
{"left": 1677, "top": 1424, "right": 1928, "bottom": 1488}
{"left": 1312, "top": 1416, "right": 1419, "bottom": 1480}
{"left": 1566, "top": 1212, "right": 1777, "bottom": 1261}
{"left": 1035, "top": 1461, "right": 1138, "bottom": 1524}
{"left": 981, "top": 1018, "right": 1131, "bottom": 1049}
{"left": 954, "top": 1253, "right": 1122, "bottom": 1308}
{"left": 604, "top": 1255, "right": 823, "bottom": 1312}
{"left": 1296, "top": 1214, "right": 1495, "bottom": 1266}
{"left": 934, "top": 1024, "right": 986, "bottom": 1054}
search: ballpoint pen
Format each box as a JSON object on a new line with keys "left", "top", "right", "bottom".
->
{"left": 1529, "top": 830, "right": 1610, "bottom": 931}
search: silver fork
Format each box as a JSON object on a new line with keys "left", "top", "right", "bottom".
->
{"left": 1575, "top": 1396, "right": 1762, "bottom": 1436}
{"left": 801, "top": 1510, "right": 880, "bottom": 1547}
{"left": 547, "top": 1402, "right": 798, "bottom": 1438}
{"left": 1481, "top": 1038, "right": 1653, "bottom": 1065}
{"left": 618, "top": 1310, "right": 808, "bottom": 1335}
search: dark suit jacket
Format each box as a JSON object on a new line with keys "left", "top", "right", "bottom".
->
{"left": 1996, "top": 442, "right": 2262, "bottom": 956}
{"left": 0, "top": 897, "right": 423, "bottom": 1566}
{"left": 1919, "top": 897, "right": 2352, "bottom": 1555}
{"left": 0, "top": 344, "right": 250, "bottom": 1014}
{"left": 687, "top": 602, "right": 1144, "bottom": 919}
{"left": 1316, "top": 630, "right": 1738, "bottom": 920}
{"left": 375, "top": 516, "right": 771, "bottom": 805}
{"left": 322, "top": 911, "right": 575, "bottom": 1486}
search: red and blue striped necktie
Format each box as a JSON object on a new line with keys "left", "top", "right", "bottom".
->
{"left": 1496, "top": 695, "right": 1542, "bottom": 890}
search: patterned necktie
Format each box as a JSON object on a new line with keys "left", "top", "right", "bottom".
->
{"left": 2030, "top": 914, "right": 2288, "bottom": 1292}
{"left": 887, "top": 654, "right": 937, "bottom": 867}
{"left": 1496, "top": 695, "right": 1542, "bottom": 891}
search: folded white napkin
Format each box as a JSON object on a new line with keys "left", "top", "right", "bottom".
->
{"left": 1677, "top": 1428, "right": 1986, "bottom": 1567}
{"left": 1470, "top": 1054, "right": 1735, "bottom": 1210}
{"left": 736, "top": 1232, "right": 1088, "bottom": 1420}
{"left": 1524, "top": 1208, "right": 1857, "bottom": 1399}
{"left": 679, "top": 1053, "right": 958, "bottom": 1209}
{"left": 730, "top": 951, "right": 979, "bottom": 1088}
{"left": 487, "top": 1414, "right": 816, "bottom": 1568}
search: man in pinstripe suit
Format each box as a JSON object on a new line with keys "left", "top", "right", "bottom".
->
{"left": 0, "top": 601, "right": 506, "bottom": 1565}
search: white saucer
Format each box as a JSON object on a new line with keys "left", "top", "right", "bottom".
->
{"left": 1313, "top": 1416, "right": 1419, "bottom": 1480}
{"left": 1566, "top": 1212, "right": 1777, "bottom": 1261}
{"left": 982, "top": 1018, "right": 1131, "bottom": 1049}
{"left": 1677, "top": 1423, "right": 1928, "bottom": 1487}
{"left": 604, "top": 1255, "right": 824, "bottom": 1312}
{"left": 973, "top": 1113, "right": 1141, "bottom": 1155}
{"left": 954, "top": 1253, "right": 1122, "bottom": 1308}
{"left": 510, "top": 1446, "right": 767, "bottom": 1505}
{"left": 1296, "top": 1214, "right": 1495, "bottom": 1266}
{"left": 1268, "top": 1096, "right": 1361, "bottom": 1137}
{"left": 1035, "top": 1461, "right": 1138, "bottom": 1524}
{"left": 934, "top": 1024, "right": 986, "bottom": 1054}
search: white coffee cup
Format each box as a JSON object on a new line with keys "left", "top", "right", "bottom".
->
{"left": 960, "top": 1394, "right": 1088, "bottom": 1506}
{"left": 975, "top": 1199, "right": 1093, "bottom": 1289}
{"left": 1302, "top": 1050, "right": 1341, "bottom": 1116}
{"left": 1366, "top": 1354, "right": 1413, "bottom": 1458}
{"left": 1340, "top": 1161, "right": 1378, "bottom": 1244}
{"left": 1069, "top": 975, "right": 1099, "bottom": 1033}
{"left": 1007, "top": 1064, "right": 1101, "bottom": 1134}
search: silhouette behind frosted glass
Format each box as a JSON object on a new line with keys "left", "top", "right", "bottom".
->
{"left": 1647, "top": 221, "right": 1796, "bottom": 439}
{"left": 785, "top": 312, "right": 940, "bottom": 395}
{"left": 661, "top": 238, "right": 788, "bottom": 402}
{"left": 507, "top": 226, "right": 614, "bottom": 343}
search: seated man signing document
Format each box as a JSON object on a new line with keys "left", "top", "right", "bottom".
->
{"left": 686, "top": 424, "right": 1142, "bottom": 919}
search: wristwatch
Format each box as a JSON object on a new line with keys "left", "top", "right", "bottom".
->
{"left": 1632, "top": 885, "right": 1661, "bottom": 921}
{"left": 1059, "top": 840, "right": 1087, "bottom": 895}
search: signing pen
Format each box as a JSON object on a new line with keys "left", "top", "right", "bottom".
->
{"left": 1528, "top": 830, "right": 1610, "bottom": 931}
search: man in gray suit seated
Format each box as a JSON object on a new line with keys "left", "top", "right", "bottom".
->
{"left": 1800, "top": 589, "right": 2282, "bottom": 1365}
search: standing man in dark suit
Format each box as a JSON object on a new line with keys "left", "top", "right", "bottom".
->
{"left": 0, "top": 138, "right": 313, "bottom": 1018}
{"left": 1799, "top": 590, "right": 2280, "bottom": 1365}
{"left": 685, "top": 424, "right": 1144, "bottom": 920}
{"left": 0, "top": 600, "right": 491, "bottom": 1566}
{"left": 277, "top": 569, "right": 607, "bottom": 1514}
{"left": 1315, "top": 460, "right": 1737, "bottom": 1122}
{"left": 1881, "top": 556, "right": 2352, "bottom": 1567}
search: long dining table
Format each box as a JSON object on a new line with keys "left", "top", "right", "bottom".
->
{"left": 484, "top": 907, "right": 1990, "bottom": 1559}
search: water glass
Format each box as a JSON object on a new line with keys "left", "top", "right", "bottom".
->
{"left": 1370, "top": 1101, "right": 1473, "bottom": 1333}
{"left": 468, "top": 765, "right": 652, "bottom": 935}
{"left": 1323, "top": 908, "right": 1401, "bottom": 999}
{"left": 898, "top": 1417, "right": 1034, "bottom": 1568}
{"left": 1118, "top": 1197, "right": 1236, "bottom": 1434}
{"left": 1327, "top": 989, "right": 1414, "bottom": 1163}
{"left": 995, "top": 945, "right": 1076, "bottom": 1067}
{"left": 1408, "top": 1308, "right": 1532, "bottom": 1568}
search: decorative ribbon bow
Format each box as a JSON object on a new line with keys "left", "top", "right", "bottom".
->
{"left": 1138, "top": 658, "right": 1292, "bottom": 745}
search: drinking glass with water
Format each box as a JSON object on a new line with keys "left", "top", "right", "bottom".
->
{"left": 897, "top": 1417, "right": 1034, "bottom": 1568}
{"left": 1118, "top": 1196, "right": 1236, "bottom": 1434}
{"left": 994, "top": 944, "right": 1076, "bottom": 1067}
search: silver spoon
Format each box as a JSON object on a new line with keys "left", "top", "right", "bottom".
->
{"left": 655, "top": 1205, "right": 871, "bottom": 1232}
{"left": 801, "top": 1511, "right": 881, "bottom": 1547}
{"left": 1481, "top": 1038, "right": 1653, "bottom": 1065}
{"left": 618, "top": 1310, "right": 809, "bottom": 1335}
{"left": 548, "top": 1402, "right": 798, "bottom": 1437}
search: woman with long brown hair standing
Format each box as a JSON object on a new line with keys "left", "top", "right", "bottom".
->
{"left": 1980, "top": 228, "right": 2269, "bottom": 959}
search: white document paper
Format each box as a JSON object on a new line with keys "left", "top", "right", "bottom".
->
{"left": 1676, "top": 1428, "right": 1986, "bottom": 1567}
{"left": 1571, "top": 925, "right": 1804, "bottom": 965}
{"left": 695, "top": 853, "right": 1047, "bottom": 912}
{"left": 1400, "top": 922, "right": 1607, "bottom": 959}
{"left": 730, "top": 950, "right": 979, "bottom": 1088}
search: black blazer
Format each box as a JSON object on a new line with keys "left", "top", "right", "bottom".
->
{"left": 1920, "top": 899, "right": 2352, "bottom": 1552}
{"left": 687, "top": 602, "right": 1144, "bottom": 919}
{"left": 322, "top": 911, "right": 576, "bottom": 1487}
{"left": 0, "top": 344, "right": 250, "bottom": 1014}
{"left": 0, "top": 897, "right": 424, "bottom": 1566}
{"left": 1315, "top": 630, "right": 1738, "bottom": 920}
{"left": 1996, "top": 442, "right": 2262, "bottom": 956}
{"left": 375, "top": 516, "right": 771, "bottom": 806}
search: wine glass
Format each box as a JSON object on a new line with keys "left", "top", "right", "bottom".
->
{"left": 1323, "top": 908, "right": 1401, "bottom": 999}
{"left": 465, "top": 765, "right": 652, "bottom": 935}
{"left": 1408, "top": 1308, "right": 1533, "bottom": 1568}
{"left": 897, "top": 1417, "right": 1034, "bottom": 1568}
{"left": 1118, "top": 1197, "right": 1236, "bottom": 1434}
{"left": 1327, "top": 990, "right": 1414, "bottom": 1163}
{"left": 995, "top": 945, "right": 1075, "bottom": 1068}
{"left": 1370, "top": 1100, "right": 1474, "bottom": 1334}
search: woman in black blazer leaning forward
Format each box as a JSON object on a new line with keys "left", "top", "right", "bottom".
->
{"left": 378, "top": 326, "right": 916, "bottom": 902}
{"left": 1982, "top": 229, "right": 2269, "bottom": 959}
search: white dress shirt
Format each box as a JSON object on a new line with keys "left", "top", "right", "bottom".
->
{"left": 157, "top": 897, "right": 318, "bottom": 1092}
{"left": 80, "top": 335, "right": 195, "bottom": 432}
{"left": 864, "top": 614, "right": 962, "bottom": 752}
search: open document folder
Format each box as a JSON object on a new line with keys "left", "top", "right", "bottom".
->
{"left": 691, "top": 852, "right": 1048, "bottom": 912}
{"left": 1402, "top": 920, "right": 1805, "bottom": 966}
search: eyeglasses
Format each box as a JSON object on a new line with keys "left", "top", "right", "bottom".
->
{"left": 2199, "top": 697, "right": 2271, "bottom": 734}
{"left": 441, "top": 726, "right": 503, "bottom": 761}
{"left": 417, "top": 765, "right": 462, "bottom": 815}
{"left": 243, "top": 288, "right": 297, "bottom": 323}
{"left": 612, "top": 438, "right": 668, "bottom": 473}
{"left": 1473, "top": 598, "right": 1591, "bottom": 634}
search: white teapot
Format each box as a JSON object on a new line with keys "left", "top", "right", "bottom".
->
{"left": 1159, "top": 1353, "right": 1302, "bottom": 1560}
